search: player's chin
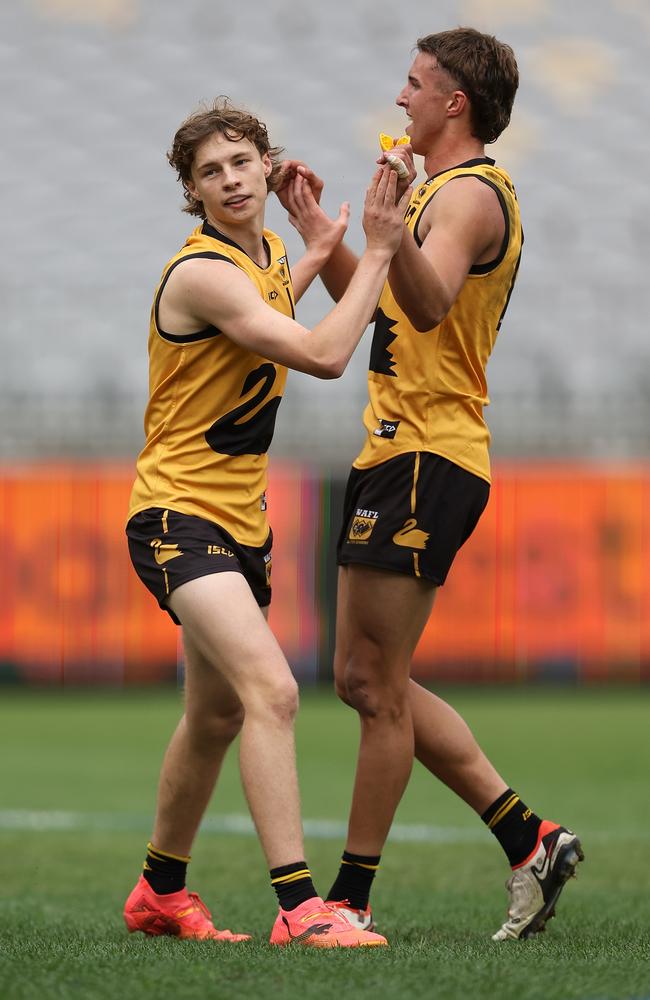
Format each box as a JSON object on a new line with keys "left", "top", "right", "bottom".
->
{"left": 406, "top": 130, "right": 422, "bottom": 155}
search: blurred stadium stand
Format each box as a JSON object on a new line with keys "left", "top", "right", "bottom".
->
{"left": 2, "top": 0, "right": 650, "bottom": 465}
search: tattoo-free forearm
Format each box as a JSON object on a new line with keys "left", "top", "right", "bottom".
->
{"left": 308, "top": 248, "right": 392, "bottom": 376}
{"left": 318, "top": 242, "right": 360, "bottom": 302}
{"left": 292, "top": 247, "right": 336, "bottom": 303}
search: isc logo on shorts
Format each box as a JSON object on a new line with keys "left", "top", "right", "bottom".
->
{"left": 207, "top": 545, "right": 234, "bottom": 557}
{"left": 348, "top": 509, "right": 379, "bottom": 544}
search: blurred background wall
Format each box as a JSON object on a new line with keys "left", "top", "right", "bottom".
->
{"left": 1, "top": 0, "right": 649, "bottom": 684}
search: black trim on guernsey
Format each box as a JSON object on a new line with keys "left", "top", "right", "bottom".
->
{"left": 496, "top": 229, "right": 524, "bottom": 331}
{"left": 154, "top": 252, "right": 234, "bottom": 344}
{"left": 202, "top": 221, "right": 273, "bottom": 271}
{"left": 468, "top": 177, "right": 510, "bottom": 275}
{"left": 427, "top": 156, "right": 495, "bottom": 182}
{"left": 412, "top": 158, "right": 496, "bottom": 249}
{"left": 412, "top": 169, "right": 512, "bottom": 274}
{"left": 284, "top": 287, "right": 295, "bottom": 319}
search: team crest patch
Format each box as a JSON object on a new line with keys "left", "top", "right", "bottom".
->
{"left": 264, "top": 551, "right": 272, "bottom": 586}
{"left": 348, "top": 508, "right": 379, "bottom": 544}
{"left": 277, "top": 255, "right": 290, "bottom": 286}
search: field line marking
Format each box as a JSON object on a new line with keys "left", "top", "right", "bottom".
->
{"left": 0, "top": 809, "right": 646, "bottom": 843}
{"left": 0, "top": 809, "right": 486, "bottom": 842}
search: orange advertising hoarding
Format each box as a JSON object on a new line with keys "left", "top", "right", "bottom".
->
{"left": 0, "top": 462, "right": 319, "bottom": 684}
{"left": 413, "top": 464, "right": 650, "bottom": 681}
{"left": 0, "top": 462, "right": 648, "bottom": 684}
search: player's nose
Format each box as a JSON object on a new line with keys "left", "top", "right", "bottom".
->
{"left": 222, "top": 167, "right": 240, "bottom": 187}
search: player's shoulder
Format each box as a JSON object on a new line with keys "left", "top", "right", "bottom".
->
{"left": 163, "top": 223, "right": 239, "bottom": 276}
{"left": 426, "top": 172, "right": 502, "bottom": 229}
{"left": 165, "top": 255, "right": 250, "bottom": 314}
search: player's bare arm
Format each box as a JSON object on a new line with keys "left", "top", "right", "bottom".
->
{"left": 277, "top": 159, "right": 359, "bottom": 303}
{"left": 280, "top": 173, "right": 350, "bottom": 302}
{"left": 388, "top": 175, "right": 506, "bottom": 331}
{"left": 162, "top": 165, "right": 411, "bottom": 378}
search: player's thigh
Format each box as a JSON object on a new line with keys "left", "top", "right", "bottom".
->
{"left": 181, "top": 629, "right": 244, "bottom": 735}
{"left": 169, "top": 572, "right": 295, "bottom": 707}
{"left": 342, "top": 564, "right": 436, "bottom": 678}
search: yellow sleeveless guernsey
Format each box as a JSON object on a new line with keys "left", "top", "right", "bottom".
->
{"left": 128, "top": 222, "right": 293, "bottom": 547}
{"left": 355, "top": 157, "right": 522, "bottom": 484}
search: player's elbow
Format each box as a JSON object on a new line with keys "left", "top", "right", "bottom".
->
{"left": 400, "top": 292, "right": 451, "bottom": 332}
{"left": 410, "top": 306, "right": 447, "bottom": 332}
{"left": 313, "top": 355, "right": 346, "bottom": 379}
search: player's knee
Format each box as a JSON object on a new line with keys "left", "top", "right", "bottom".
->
{"left": 344, "top": 664, "right": 407, "bottom": 723}
{"left": 333, "top": 674, "right": 353, "bottom": 707}
{"left": 248, "top": 673, "right": 299, "bottom": 727}
{"left": 271, "top": 676, "right": 300, "bottom": 725}
{"left": 333, "top": 649, "right": 353, "bottom": 706}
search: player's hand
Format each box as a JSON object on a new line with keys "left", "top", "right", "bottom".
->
{"left": 362, "top": 164, "right": 412, "bottom": 256}
{"left": 377, "top": 142, "right": 417, "bottom": 200}
{"left": 285, "top": 172, "right": 349, "bottom": 258}
{"left": 276, "top": 159, "right": 324, "bottom": 210}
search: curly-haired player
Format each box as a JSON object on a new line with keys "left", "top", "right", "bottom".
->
{"left": 123, "top": 97, "right": 410, "bottom": 948}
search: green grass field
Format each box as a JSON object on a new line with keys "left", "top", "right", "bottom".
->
{"left": 1, "top": 686, "right": 649, "bottom": 1000}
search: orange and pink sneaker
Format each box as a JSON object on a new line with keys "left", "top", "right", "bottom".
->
{"left": 123, "top": 875, "right": 250, "bottom": 942}
{"left": 269, "top": 895, "right": 387, "bottom": 948}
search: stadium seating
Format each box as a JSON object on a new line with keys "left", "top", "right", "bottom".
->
{"left": 2, "top": 0, "right": 648, "bottom": 465}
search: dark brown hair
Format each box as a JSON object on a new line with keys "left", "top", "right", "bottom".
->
{"left": 167, "top": 97, "right": 284, "bottom": 218}
{"left": 417, "top": 27, "right": 519, "bottom": 144}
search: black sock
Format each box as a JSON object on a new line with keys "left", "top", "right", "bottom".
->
{"left": 142, "top": 841, "right": 190, "bottom": 895}
{"left": 270, "top": 861, "right": 318, "bottom": 911}
{"left": 326, "top": 851, "right": 380, "bottom": 910}
{"left": 482, "top": 789, "right": 542, "bottom": 867}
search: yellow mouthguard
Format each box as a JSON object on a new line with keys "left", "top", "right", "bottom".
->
{"left": 379, "top": 133, "right": 410, "bottom": 151}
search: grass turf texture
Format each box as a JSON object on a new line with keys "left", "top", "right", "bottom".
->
{"left": 1, "top": 687, "right": 649, "bottom": 1000}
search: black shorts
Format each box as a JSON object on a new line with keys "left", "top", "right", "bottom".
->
{"left": 337, "top": 452, "right": 489, "bottom": 585}
{"left": 126, "top": 507, "right": 273, "bottom": 624}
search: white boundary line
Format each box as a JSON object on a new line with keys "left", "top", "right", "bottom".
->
{"left": 0, "top": 809, "right": 645, "bottom": 843}
{"left": 0, "top": 809, "right": 486, "bottom": 842}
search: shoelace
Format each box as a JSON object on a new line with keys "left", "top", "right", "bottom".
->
{"left": 296, "top": 908, "right": 349, "bottom": 927}
{"left": 186, "top": 893, "right": 212, "bottom": 919}
{"left": 319, "top": 909, "right": 356, "bottom": 928}
{"left": 302, "top": 910, "right": 335, "bottom": 921}
{"left": 329, "top": 899, "right": 366, "bottom": 914}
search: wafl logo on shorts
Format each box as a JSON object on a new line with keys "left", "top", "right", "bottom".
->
{"left": 348, "top": 508, "right": 379, "bottom": 544}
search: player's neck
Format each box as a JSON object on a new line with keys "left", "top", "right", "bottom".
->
{"left": 423, "top": 135, "right": 486, "bottom": 179}
{"left": 205, "top": 212, "right": 269, "bottom": 268}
